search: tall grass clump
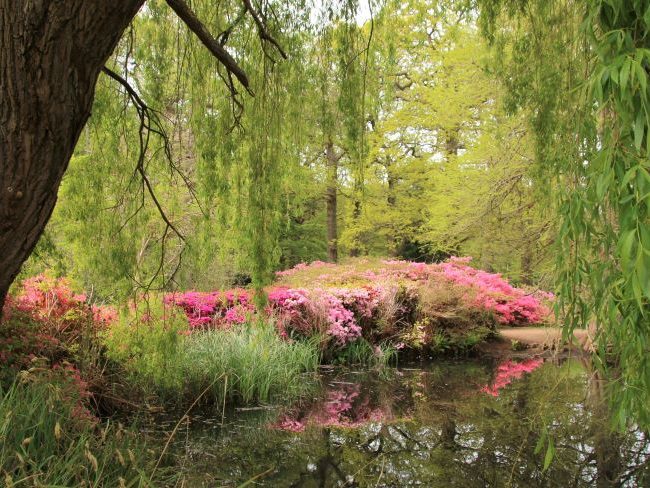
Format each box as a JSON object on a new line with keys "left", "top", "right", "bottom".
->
{"left": 0, "top": 378, "right": 156, "bottom": 487}
{"left": 105, "top": 300, "right": 319, "bottom": 407}
{"left": 331, "top": 338, "right": 399, "bottom": 368}
{"left": 181, "top": 324, "right": 319, "bottom": 405}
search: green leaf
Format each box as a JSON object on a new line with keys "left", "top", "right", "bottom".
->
{"left": 543, "top": 437, "right": 555, "bottom": 471}
{"left": 534, "top": 430, "right": 547, "bottom": 455}
{"left": 621, "top": 59, "right": 631, "bottom": 92}
{"left": 635, "top": 110, "right": 645, "bottom": 151}
{"left": 622, "top": 166, "right": 637, "bottom": 187}
{"left": 634, "top": 61, "right": 647, "bottom": 94}
{"left": 636, "top": 256, "right": 650, "bottom": 299}
{"left": 620, "top": 229, "right": 637, "bottom": 270}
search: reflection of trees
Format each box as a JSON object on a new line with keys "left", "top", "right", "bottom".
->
{"left": 159, "top": 360, "right": 649, "bottom": 487}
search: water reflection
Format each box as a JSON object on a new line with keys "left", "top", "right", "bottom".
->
{"left": 153, "top": 358, "right": 650, "bottom": 487}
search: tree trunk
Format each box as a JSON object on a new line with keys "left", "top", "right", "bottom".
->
{"left": 325, "top": 141, "right": 338, "bottom": 263}
{"left": 386, "top": 161, "right": 398, "bottom": 256}
{"left": 0, "top": 0, "right": 144, "bottom": 312}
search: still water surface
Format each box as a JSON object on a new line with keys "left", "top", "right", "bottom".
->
{"left": 151, "top": 358, "right": 650, "bottom": 487}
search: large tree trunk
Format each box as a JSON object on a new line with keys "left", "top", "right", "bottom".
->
{"left": 325, "top": 141, "right": 338, "bottom": 263}
{"left": 0, "top": 0, "right": 144, "bottom": 311}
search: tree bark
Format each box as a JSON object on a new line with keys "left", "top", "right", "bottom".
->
{"left": 0, "top": 0, "right": 145, "bottom": 312}
{"left": 325, "top": 141, "right": 338, "bottom": 263}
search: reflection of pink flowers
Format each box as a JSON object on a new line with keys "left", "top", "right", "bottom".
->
{"left": 480, "top": 358, "right": 544, "bottom": 397}
{"left": 276, "top": 418, "right": 305, "bottom": 432}
{"left": 272, "top": 383, "right": 387, "bottom": 431}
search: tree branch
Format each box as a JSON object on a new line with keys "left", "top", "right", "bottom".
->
{"left": 241, "top": 0, "right": 287, "bottom": 59}
{"left": 101, "top": 66, "right": 185, "bottom": 242}
{"left": 165, "top": 0, "right": 252, "bottom": 94}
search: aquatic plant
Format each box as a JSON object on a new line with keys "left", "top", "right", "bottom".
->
{"left": 105, "top": 308, "right": 319, "bottom": 407}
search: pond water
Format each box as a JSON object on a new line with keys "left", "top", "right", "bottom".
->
{"left": 150, "top": 357, "right": 650, "bottom": 487}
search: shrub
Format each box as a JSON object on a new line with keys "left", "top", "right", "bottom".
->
{"left": 164, "top": 257, "right": 552, "bottom": 358}
{"left": 0, "top": 274, "right": 119, "bottom": 410}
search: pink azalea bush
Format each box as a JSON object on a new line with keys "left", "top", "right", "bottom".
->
{"left": 164, "top": 257, "right": 553, "bottom": 355}
{"left": 1, "top": 275, "right": 116, "bottom": 366}
{"left": 163, "top": 289, "right": 253, "bottom": 328}
{"left": 0, "top": 274, "right": 118, "bottom": 411}
{"left": 274, "top": 257, "right": 552, "bottom": 327}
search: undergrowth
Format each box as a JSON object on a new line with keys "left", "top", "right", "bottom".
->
{"left": 0, "top": 378, "right": 159, "bottom": 487}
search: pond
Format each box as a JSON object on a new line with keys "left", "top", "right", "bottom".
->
{"left": 149, "top": 357, "right": 650, "bottom": 487}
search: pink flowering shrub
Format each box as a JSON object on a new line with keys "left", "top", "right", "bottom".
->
{"left": 276, "top": 257, "right": 552, "bottom": 327}
{"left": 435, "top": 257, "right": 552, "bottom": 325}
{"left": 0, "top": 275, "right": 119, "bottom": 415}
{"left": 164, "top": 257, "right": 553, "bottom": 355}
{"left": 266, "top": 287, "right": 362, "bottom": 346}
{"left": 164, "top": 289, "right": 254, "bottom": 329}
{"left": 1, "top": 275, "right": 116, "bottom": 372}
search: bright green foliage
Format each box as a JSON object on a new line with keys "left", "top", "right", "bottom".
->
{"left": 341, "top": 2, "right": 552, "bottom": 284}
{"left": 19, "top": 0, "right": 554, "bottom": 300}
{"left": 479, "top": 0, "right": 650, "bottom": 427}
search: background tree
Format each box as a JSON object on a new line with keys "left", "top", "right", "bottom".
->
{"left": 0, "top": 0, "right": 293, "bottom": 310}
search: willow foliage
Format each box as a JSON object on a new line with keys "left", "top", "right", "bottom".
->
{"left": 480, "top": 0, "right": 650, "bottom": 427}
{"left": 23, "top": 0, "right": 375, "bottom": 300}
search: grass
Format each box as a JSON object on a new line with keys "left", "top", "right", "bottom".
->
{"left": 105, "top": 310, "right": 319, "bottom": 408}
{"left": 0, "top": 379, "right": 158, "bottom": 487}
{"left": 331, "top": 338, "right": 399, "bottom": 367}
{"left": 180, "top": 324, "right": 319, "bottom": 405}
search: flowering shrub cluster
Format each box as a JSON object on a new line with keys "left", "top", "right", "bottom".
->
{"left": 3, "top": 274, "right": 117, "bottom": 328}
{"left": 267, "top": 287, "right": 362, "bottom": 345}
{"left": 274, "top": 257, "right": 552, "bottom": 326}
{"left": 0, "top": 274, "right": 116, "bottom": 403}
{"left": 165, "top": 258, "right": 553, "bottom": 355}
{"left": 163, "top": 289, "right": 253, "bottom": 328}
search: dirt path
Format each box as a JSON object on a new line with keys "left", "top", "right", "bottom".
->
{"left": 499, "top": 326, "right": 593, "bottom": 352}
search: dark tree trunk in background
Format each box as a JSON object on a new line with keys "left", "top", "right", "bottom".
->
{"left": 349, "top": 198, "right": 362, "bottom": 257}
{"left": 325, "top": 141, "right": 338, "bottom": 263}
{"left": 0, "top": 0, "right": 144, "bottom": 312}
{"left": 520, "top": 240, "right": 533, "bottom": 285}
{"left": 386, "top": 161, "right": 398, "bottom": 256}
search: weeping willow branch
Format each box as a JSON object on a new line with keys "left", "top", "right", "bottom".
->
{"left": 241, "top": 0, "right": 288, "bottom": 60}
{"left": 218, "top": 5, "right": 247, "bottom": 45}
{"left": 102, "top": 66, "right": 185, "bottom": 244}
{"left": 165, "top": 0, "right": 252, "bottom": 95}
